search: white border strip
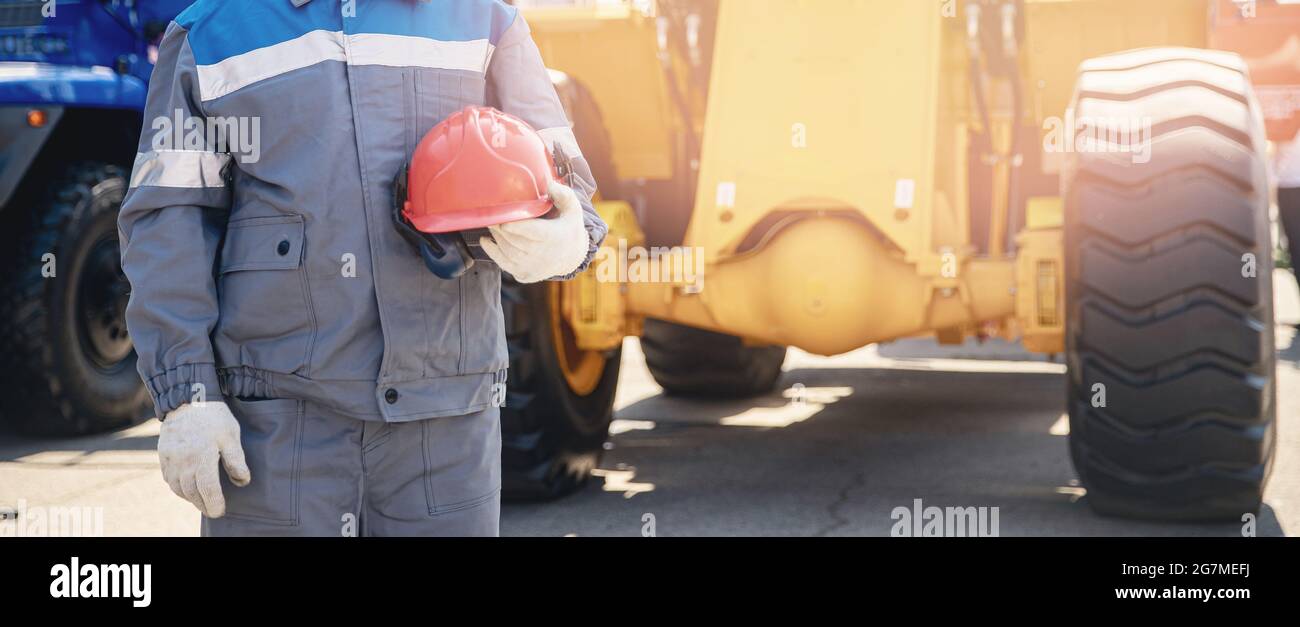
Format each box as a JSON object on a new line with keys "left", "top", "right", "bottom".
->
{"left": 195, "top": 31, "right": 495, "bottom": 102}
{"left": 537, "top": 126, "right": 582, "bottom": 158}
{"left": 346, "top": 33, "right": 495, "bottom": 73}
{"left": 197, "top": 30, "right": 346, "bottom": 102}
{"left": 130, "top": 150, "right": 231, "bottom": 189}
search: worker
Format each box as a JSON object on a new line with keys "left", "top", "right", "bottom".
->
{"left": 117, "top": 0, "right": 607, "bottom": 536}
{"left": 1278, "top": 137, "right": 1300, "bottom": 306}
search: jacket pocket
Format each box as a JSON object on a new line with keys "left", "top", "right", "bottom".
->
{"left": 220, "top": 397, "right": 303, "bottom": 525}
{"left": 414, "top": 69, "right": 487, "bottom": 131}
{"left": 214, "top": 215, "right": 315, "bottom": 375}
{"left": 458, "top": 264, "right": 507, "bottom": 375}
{"left": 422, "top": 407, "right": 501, "bottom": 515}
{"left": 407, "top": 69, "right": 498, "bottom": 377}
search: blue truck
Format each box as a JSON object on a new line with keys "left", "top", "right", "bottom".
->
{"left": 0, "top": 0, "right": 202, "bottom": 434}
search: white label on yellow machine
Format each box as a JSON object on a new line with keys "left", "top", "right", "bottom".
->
{"left": 894, "top": 179, "right": 915, "bottom": 210}
{"left": 716, "top": 181, "right": 736, "bottom": 209}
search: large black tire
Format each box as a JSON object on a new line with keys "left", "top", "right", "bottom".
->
{"left": 641, "top": 319, "right": 786, "bottom": 398}
{"left": 1063, "top": 48, "right": 1276, "bottom": 521}
{"left": 0, "top": 162, "right": 148, "bottom": 435}
{"left": 501, "top": 283, "right": 621, "bottom": 500}
{"left": 500, "top": 74, "right": 622, "bottom": 500}
{"left": 550, "top": 70, "right": 620, "bottom": 200}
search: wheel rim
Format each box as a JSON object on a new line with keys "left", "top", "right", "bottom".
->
{"left": 548, "top": 283, "right": 606, "bottom": 396}
{"left": 77, "top": 235, "right": 133, "bottom": 370}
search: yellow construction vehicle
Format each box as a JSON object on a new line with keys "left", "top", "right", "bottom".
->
{"left": 502, "top": 0, "right": 1276, "bottom": 521}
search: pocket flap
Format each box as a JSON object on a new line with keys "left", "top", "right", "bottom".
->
{"left": 220, "top": 215, "right": 305, "bottom": 274}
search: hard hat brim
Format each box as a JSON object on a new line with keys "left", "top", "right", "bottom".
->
{"left": 405, "top": 197, "right": 554, "bottom": 234}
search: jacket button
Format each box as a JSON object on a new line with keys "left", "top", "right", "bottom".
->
{"left": 384, "top": 388, "right": 399, "bottom": 404}
{"left": 277, "top": 240, "right": 291, "bottom": 256}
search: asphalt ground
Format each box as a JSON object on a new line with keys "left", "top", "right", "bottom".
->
{"left": 4, "top": 270, "right": 1298, "bottom": 537}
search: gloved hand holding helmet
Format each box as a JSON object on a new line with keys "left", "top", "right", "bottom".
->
{"left": 394, "top": 106, "right": 590, "bottom": 283}
{"left": 480, "top": 179, "right": 587, "bottom": 283}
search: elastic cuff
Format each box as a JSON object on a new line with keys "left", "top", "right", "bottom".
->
{"left": 552, "top": 211, "right": 608, "bottom": 281}
{"left": 146, "top": 363, "right": 225, "bottom": 419}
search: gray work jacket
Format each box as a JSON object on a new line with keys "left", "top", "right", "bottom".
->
{"left": 119, "top": 0, "right": 606, "bottom": 421}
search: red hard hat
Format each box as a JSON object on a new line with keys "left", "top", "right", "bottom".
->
{"left": 402, "top": 106, "right": 558, "bottom": 234}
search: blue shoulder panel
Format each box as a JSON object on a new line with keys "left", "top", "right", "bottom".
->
{"left": 348, "top": 0, "right": 518, "bottom": 44}
{"left": 178, "top": 0, "right": 519, "bottom": 66}
{"left": 178, "top": 0, "right": 342, "bottom": 66}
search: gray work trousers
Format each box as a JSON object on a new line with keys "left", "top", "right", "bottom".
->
{"left": 201, "top": 397, "right": 501, "bottom": 537}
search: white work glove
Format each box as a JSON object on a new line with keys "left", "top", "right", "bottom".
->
{"left": 480, "top": 180, "right": 589, "bottom": 283}
{"left": 158, "top": 401, "right": 250, "bottom": 518}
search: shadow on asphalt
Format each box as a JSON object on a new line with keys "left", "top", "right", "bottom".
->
{"left": 504, "top": 364, "right": 1287, "bottom": 537}
{"left": 0, "top": 428, "right": 158, "bottom": 463}
{"left": 1279, "top": 328, "right": 1300, "bottom": 363}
